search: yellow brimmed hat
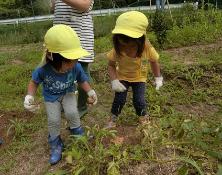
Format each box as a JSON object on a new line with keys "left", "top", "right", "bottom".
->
{"left": 112, "top": 11, "right": 148, "bottom": 38}
{"left": 44, "top": 24, "right": 90, "bottom": 60}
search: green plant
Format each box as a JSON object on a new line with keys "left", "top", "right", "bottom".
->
{"left": 32, "top": 0, "right": 51, "bottom": 15}
{"left": 64, "top": 125, "right": 126, "bottom": 175}
{"left": 177, "top": 157, "right": 204, "bottom": 175}
{"left": 7, "top": 118, "right": 27, "bottom": 140}
{"left": 185, "top": 68, "right": 204, "bottom": 89}
{"left": 0, "top": 160, "right": 15, "bottom": 174}
{"left": 151, "top": 11, "right": 173, "bottom": 48}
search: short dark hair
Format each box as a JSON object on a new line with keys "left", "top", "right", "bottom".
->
{"left": 46, "top": 53, "right": 73, "bottom": 71}
{"left": 113, "top": 34, "right": 145, "bottom": 57}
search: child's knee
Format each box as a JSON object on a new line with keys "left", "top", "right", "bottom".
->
{"left": 65, "top": 110, "right": 79, "bottom": 119}
{"left": 48, "top": 117, "right": 60, "bottom": 126}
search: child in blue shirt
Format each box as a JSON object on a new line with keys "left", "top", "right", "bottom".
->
{"left": 24, "top": 24, "right": 97, "bottom": 165}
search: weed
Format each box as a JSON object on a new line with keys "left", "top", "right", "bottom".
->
{"left": 185, "top": 68, "right": 204, "bottom": 89}
{"left": 0, "top": 160, "right": 15, "bottom": 174}
{"left": 64, "top": 125, "right": 122, "bottom": 174}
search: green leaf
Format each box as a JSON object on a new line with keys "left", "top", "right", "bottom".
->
{"left": 74, "top": 166, "right": 85, "bottom": 175}
{"left": 196, "top": 140, "right": 209, "bottom": 150}
{"left": 178, "top": 164, "right": 189, "bottom": 175}
{"left": 177, "top": 157, "right": 204, "bottom": 175}
{"left": 216, "top": 164, "right": 222, "bottom": 175}
{"left": 176, "top": 127, "right": 185, "bottom": 139}
{"left": 107, "top": 161, "right": 120, "bottom": 175}
{"left": 196, "top": 140, "right": 222, "bottom": 160}
{"left": 66, "top": 154, "right": 72, "bottom": 164}
{"left": 67, "top": 149, "right": 82, "bottom": 160}
{"left": 207, "top": 150, "right": 222, "bottom": 161}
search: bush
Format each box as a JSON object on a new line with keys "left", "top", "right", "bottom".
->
{"left": 32, "top": 0, "right": 51, "bottom": 16}
{"left": 0, "top": 7, "right": 31, "bottom": 20}
{"left": 94, "top": 15, "right": 118, "bottom": 38}
{"left": 150, "top": 11, "right": 173, "bottom": 48}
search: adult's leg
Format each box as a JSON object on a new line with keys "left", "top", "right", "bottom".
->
{"left": 160, "top": 0, "right": 165, "bottom": 10}
{"left": 156, "top": 0, "right": 161, "bottom": 10}
{"left": 77, "top": 62, "right": 92, "bottom": 117}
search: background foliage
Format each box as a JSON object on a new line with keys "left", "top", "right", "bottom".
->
{"left": 0, "top": 0, "right": 221, "bottom": 19}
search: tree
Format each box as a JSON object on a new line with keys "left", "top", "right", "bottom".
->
{"left": 0, "top": 0, "right": 16, "bottom": 8}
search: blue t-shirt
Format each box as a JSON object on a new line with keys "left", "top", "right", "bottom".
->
{"left": 32, "top": 63, "right": 88, "bottom": 102}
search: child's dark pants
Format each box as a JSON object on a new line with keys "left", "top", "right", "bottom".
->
{"left": 111, "top": 81, "right": 147, "bottom": 117}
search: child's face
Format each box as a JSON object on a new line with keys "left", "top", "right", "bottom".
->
{"left": 119, "top": 40, "right": 138, "bottom": 58}
{"left": 60, "top": 60, "right": 77, "bottom": 73}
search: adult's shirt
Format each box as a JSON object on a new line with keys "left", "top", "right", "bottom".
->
{"left": 53, "top": 0, "right": 94, "bottom": 63}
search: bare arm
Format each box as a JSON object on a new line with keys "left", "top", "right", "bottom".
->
{"left": 27, "top": 80, "right": 39, "bottom": 96}
{"left": 62, "top": 0, "right": 92, "bottom": 12}
{"left": 108, "top": 60, "right": 117, "bottom": 81}
{"left": 79, "top": 81, "right": 92, "bottom": 92}
{"left": 149, "top": 60, "right": 161, "bottom": 77}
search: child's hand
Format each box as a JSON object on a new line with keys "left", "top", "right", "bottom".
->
{"left": 24, "top": 95, "right": 40, "bottom": 112}
{"left": 154, "top": 76, "right": 163, "bottom": 90}
{"left": 87, "top": 90, "right": 97, "bottom": 105}
{"left": 87, "top": 96, "right": 95, "bottom": 105}
{"left": 111, "top": 80, "right": 126, "bottom": 92}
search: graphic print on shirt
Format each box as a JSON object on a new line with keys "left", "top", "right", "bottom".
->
{"left": 44, "top": 72, "right": 74, "bottom": 94}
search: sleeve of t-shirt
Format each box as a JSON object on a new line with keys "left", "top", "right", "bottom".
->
{"left": 32, "top": 67, "right": 44, "bottom": 84}
{"left": 107, "top": 49, "right": 117, "bottom": 62}
{"left": 145, "top": 42, "right": 159, "bottom": 61}
{"left": 75, "top": 63, "right": 89, "bottom": 83}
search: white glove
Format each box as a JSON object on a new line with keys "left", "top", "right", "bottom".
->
{"left": 87, "top": 89, "right": 98, "bottom": 105}
{"left": 111, "top": 80, "right": 126, "bottom": 92}
{"left": 155, "top": 76, "right": 163, "bottom": 90}
{"left": 24, "top": 95, "right": 39, "bottom": 112}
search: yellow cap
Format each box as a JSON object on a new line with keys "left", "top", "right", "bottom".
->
{"left": 44, "top": 24, "right": 90, "bottom": 60}
{"left": 112, "top": 11, "right": 148, "bottom": 38}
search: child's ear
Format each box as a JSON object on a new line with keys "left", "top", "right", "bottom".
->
{"left": 46, "top": 51, "right": 53, "bottom": 61}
